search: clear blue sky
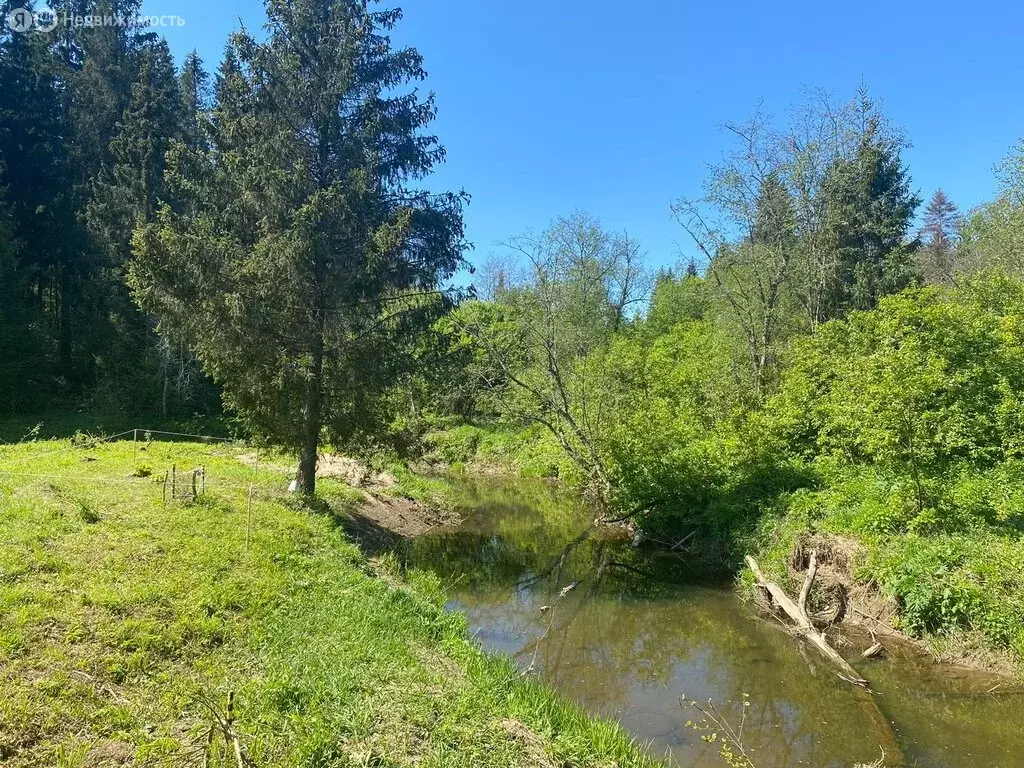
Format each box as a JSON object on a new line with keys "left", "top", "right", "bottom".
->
{"left": 146, "top": 0, "right": 1024, "bottom": 273}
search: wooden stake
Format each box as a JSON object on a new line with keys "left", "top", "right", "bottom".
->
{"left": 162, "top": 471, "right": 168, "bottom": 505}
{"left": 172, "top": 464, "right": 176, "bottom": 497}
{"left": 245, "top": 484, "right": 253, "bottom": 552}
{"left": 132, "top": 428, "right": 138, "bottom": 465}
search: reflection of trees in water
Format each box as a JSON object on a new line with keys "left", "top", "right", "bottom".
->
{"left": 864, "top": 661, "right": 1024, "bottom": 767}
{"left": 407, "top": 502, "right": 871, "bottom": 765}
{"left": 407, "top": 477, "right": 1021, "bottom": 768}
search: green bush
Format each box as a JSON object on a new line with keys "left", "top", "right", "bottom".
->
{"left": 424, "top": 424, "right": 484, "bottom": 464}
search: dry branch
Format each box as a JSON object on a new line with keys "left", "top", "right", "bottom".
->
{"left": 861, "top": 642, "right": 885, "bottom": 659}
{"left": 745, "top": 553, "right": 868, "bottom": 686}
{"left": 193, "top": 690, "right": 256, "bottom": 768}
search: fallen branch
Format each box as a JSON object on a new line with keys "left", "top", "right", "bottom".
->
{"left": 745, "top": 553, "right": 868, "bottom": 686}
{"left": 523, "top": 579, "right": 582, "bottom": 676}
{"left": 861, "top": 642, "right": 884, "bottom": 659}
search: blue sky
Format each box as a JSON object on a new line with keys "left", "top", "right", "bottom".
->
{"left": 146, "top": 0, "right": 1024, "bottom": 273}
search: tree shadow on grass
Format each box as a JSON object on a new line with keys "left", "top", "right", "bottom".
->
{"left": 298, "top": 493, "right": 408, "bottom": 558}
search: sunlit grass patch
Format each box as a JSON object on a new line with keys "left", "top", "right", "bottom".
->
{"left": 0, "top": 437, "right": 659, "bottom": 767}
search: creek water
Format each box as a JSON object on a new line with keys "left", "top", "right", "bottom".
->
{"left": 400, "top": 477, "right": 1023, "bottom": 767}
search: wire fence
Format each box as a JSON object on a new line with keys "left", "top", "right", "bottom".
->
{"left": 0, "top": 426, "right": 268, "bottom": 495}
{"left": 0, "top": 426, "right": 282, "bottom": 553}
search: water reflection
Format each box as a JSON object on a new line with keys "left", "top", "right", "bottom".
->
{"left": 402, "top": 477, "right": 1022, "bottom": 767}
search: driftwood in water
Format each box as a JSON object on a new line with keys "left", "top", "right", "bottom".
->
{"left": 747, "top": 554, "right": 904, "bottom": 764}
{"left": 745, "top": 553, "right": 868, "bottom": 686}
{"left": 861, "top": 642, "right": 885, "bottom": 659}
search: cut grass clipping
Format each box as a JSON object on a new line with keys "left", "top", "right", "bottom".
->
{"left": 0, "top": 435, "right": 659, "bottom": 767}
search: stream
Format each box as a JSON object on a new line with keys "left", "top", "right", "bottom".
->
{"left": 399, "top": 477, "right": 1023, "bottom": 767}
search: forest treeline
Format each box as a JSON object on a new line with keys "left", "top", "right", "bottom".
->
{"left": 3, "top": 2, "right": 1024, "bottom": 660}
{"left": 1, "top": 0, "right": 466, "bottom": 495}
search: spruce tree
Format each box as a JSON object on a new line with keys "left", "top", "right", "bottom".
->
{"left": 84, "top": 39, "right": 183, "bottom": 411}
{"left": 131, "top": 0, "right": 467, "bottom": 493}
{"left": 0, "top": 178, "right": 47, "bottom": 409}
{"left": 88, "top": 39, "right": 180, "bottom": 260}
{"left": 178, "top": 50, "right": 208, "bottom": 146}
{"left": 918, "top": 189, "right": 961, "bottom": 286}
{"left": 67, "top": 0, "right": 146, "bottom": 190}
{"left": 0, "top": 4, "right": 90, "bottom": 388}
{"left": 820, "top": 104, "right": 921, "bottom": 316}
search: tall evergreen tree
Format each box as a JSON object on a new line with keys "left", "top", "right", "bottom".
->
{"left": 67, "top": 0, "right": 146, "bottom": 189}
{"left": 0, "top": 0, "right": 156, "bottom": 399}
{"left": 820, "top": 100, "right": 921, "bottom": 316}
{"left": 88, "top": 38, "right": 180, "bottom": 260}
{"left": 177, "top": 50, "right": 208, "bottom": 147}
{"left": 131, "top": 0, "right": 467, "bottom": 493}
{"left": 84, "top": 39, "right": 184, "bottom": 411}
{"left": 0, "top": 2, "right": 86, "bottom": 388}
{"left": 918, "top": 189, "right": 961, "bottom": 286}
{"left": 0, "top": 175, "right": 48, "bottom": 409}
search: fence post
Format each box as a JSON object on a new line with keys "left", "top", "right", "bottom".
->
{"left": 172, "top": 464, "right": 176, "bottom": 498}
{"left": 162, "top": 471, "right": 168, "bottom": 505}
{"left": 245, "top": 484, "right": 254, "bottom": 552}
{"left": 132, "top": 428, "right": 138, "bottom": 465}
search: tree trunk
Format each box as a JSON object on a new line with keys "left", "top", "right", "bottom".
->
{"left": 58, "top": 266, "right": 73, "bottom": 377}
{"left": 745, "top": 553, "right": 868, "bottom": 686}
{"left": 299, "top": 331, "right": 324, "bottom": 497}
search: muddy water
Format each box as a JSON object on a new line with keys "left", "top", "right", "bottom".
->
{"left": 399, "top": 477, "right": 1024, "bottom": 767}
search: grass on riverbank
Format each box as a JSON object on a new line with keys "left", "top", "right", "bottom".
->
{"left": 0, "top": 434, "right": 660, "bottom": 767}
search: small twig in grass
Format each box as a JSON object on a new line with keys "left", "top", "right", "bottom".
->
{"left": 191, "top": 690, "right": 257, "bottom": 768}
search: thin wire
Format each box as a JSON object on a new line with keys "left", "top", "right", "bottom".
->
{"left": 0, "top": 469, "right": 260, "bottom": 493}
{"left": 0, "top": 430, "right": 137, "bottom": 467}
{"left": 133, "top": 429, "right": 238, "bottom": 442}
{"left": 0, "top": 470, "right": 156, "bottom": 485}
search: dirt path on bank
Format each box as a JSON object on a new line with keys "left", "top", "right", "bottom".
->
{"left": 238, "top": 451, "right": 459, "bottom": 548}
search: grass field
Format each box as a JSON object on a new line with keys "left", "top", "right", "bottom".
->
{"left": 0, "top": 431, "right": 659, "bottom": 767}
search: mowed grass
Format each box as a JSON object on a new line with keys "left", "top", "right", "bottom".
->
{"left": 0, "top": 435, "right": 660, "bottom": 767}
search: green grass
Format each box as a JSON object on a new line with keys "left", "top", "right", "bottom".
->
{"left": 0, "top": 435, "right": 659, "bottom": 767}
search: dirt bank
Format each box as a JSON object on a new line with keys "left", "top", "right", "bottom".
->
{"left": 238, "top": 451, "right": 459, "bottom": 548}
{"left": 761, "top": 534, "right": 1021, "bottom": 679}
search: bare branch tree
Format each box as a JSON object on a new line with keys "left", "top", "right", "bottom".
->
{"left": 455, "top": 211, "right": 650, "bottom": 501}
